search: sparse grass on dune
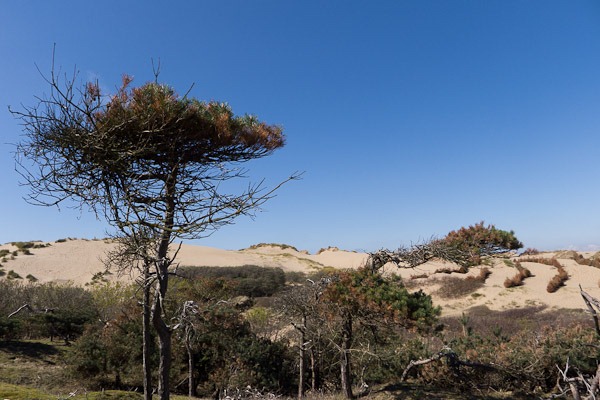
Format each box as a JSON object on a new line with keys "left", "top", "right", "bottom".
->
{"left": 244, "top": 242, "right": 300, "bottom": 252}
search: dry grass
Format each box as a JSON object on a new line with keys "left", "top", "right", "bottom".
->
{"left": 434, "top": 266, "right": 468, "bottom": 274}
{"left": 547, "top": 263, "right": 569, "bottom": 293}
{"left": 503, "top": 262, "right": 532, "bottom": 288}
{"left": 433, "top": 276, "right": 485, "bottom": 299}
{"left": 467, "top": 267, "right": 491, "bottom": 283}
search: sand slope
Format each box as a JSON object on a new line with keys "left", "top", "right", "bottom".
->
{"left": 2, "top": 239, "right": 600, "bottom": 316}
{"left": 0, "top": 239, "right": 367, "bottom": 285}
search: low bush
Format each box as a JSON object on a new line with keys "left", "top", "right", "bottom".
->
{"left": 504, "top": 262, "right": 532, "bottom": 288}
{"left": 547, "top": 263, "right": 569, "bottom": 293}
{"left": 245, "top": 243, "right": 299, "bottom": 252}
{"left": 515, "top": 261, "right": 532, "bottom": 278}
{"left": 520, "top": 256, "right": 561, "bottom": 268}
{"left": 434, "top": 266, "right": 468, "bottom": 274}
{"left": 504, "top": 273, "right": 524, "bottom": 288}
{"left": 574, "top": 255, "right": 600, "bottom": 268}
{"left": 434, "top": 276, "right": 485, "bottom": 299}
{"left": 284, "top": 270, "right": 307, "bottom": 284}
{"left": 7, "top": 270, "right": 22, "bottom": 280}
{"left": 417, "top": 307, "right": 594, "bottom": 394}
{"left": 180, "top": 265, "right": 286, "bottom": 297}
{"left": 521, "top": 247, "right": 540, "bottom": 255}
{"left": 467, "top": 267, "right": 491, "bottom": 283}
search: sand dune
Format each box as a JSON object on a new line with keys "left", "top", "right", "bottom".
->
{"left": 1, "top": 239, "right": 600, "bottom": 317}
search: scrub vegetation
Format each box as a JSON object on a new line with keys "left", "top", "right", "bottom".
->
{"left": 2, "top": 224, "right": 600, "bottom": 399}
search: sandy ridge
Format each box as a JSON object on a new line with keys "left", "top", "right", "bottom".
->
{"left": 2, "top": 239, "right": 600, "bottom": 316}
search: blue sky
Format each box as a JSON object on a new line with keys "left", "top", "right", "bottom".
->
{"left": 1, "top": 1, "right": 600, "bottom": 253}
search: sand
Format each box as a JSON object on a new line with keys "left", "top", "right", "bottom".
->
{"left": 2, "top": 239, "right": 600, "bottom": 317}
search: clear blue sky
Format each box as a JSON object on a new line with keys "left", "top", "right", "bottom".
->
{"left": 1, "top": 1, "right": 600, "bottom": 253}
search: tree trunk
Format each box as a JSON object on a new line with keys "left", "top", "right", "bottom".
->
{"left": 340, "top": 313, "right": 353, "bottom": 399}
{"left": 187, "top": 338, "right": 196, "bottom": 397}
{"left": 152, "top": 173, "right": 177, "bottom": 400}
{"left": 298, "top": 315, "right": 306, "bottom": 398}
{"left": 143, "top": 263, "right": 152, "bottom": 400}
{"left": 153, "top": 265, "right": 172, "bottom": 400}
{"left": 310, "top": 349, "right": 316, "bottom": 392}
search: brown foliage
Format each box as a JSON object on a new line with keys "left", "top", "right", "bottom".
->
{"left": 504, "top": 261, "right": 533, "bottom": 288}
{"left": 547, "top": 262, "right": 569, "bottom": 293}
{"left": 574, "top": 254, "right": 600, "bottom": 268}
{"left": 520, "top": 256, "right": 562, "bottom": 268}
{"left": 521, "top": 248, "right": 540, "bottom": 256}
{"left": 434, "top": 266, "right": 468, "bottom": 274}
{"left": 467, "top": 267, "right": 491, "bottom": 283}
{"left": 434, "top": 276, "right": 485, "bottom": 299}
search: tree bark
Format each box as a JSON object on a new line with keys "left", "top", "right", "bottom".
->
{"left": 152, "top": 172, "right": 177, "bottom": 400}
{"left": 310, "top": 348, "right": 316, "bottom": 392}
{"left": 186, "top": 338, "right": 196, "bottom": 397}
{"left": 340, "top": 313, "right": 353, "bottom": 399}
{"left": 298, "top": 315, "right": 306, "bottom": 398}
{"left": 142, "top": 263, "right": 152, "bottom": 400}
{"left": 153, "top": 275, "right": 172, "bottom": 400}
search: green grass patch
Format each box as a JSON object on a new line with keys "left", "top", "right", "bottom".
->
{"left": 0, "top": 382, "right": 54, "bottom": 399}
{"left": 0, "top": 382, "right": 149, "bottom": 399}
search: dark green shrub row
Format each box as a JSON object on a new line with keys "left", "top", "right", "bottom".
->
{"left": 180, "top": 265, "right": 286, "bottom": 297}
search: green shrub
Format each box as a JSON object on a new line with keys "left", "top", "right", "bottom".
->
{"left": 0, "top": 316, "right": 20, "bottom": 340}
{"left": 0, "top": 249, "right": 9, "bottom": 258}
{"left": 26, "top": 274, "right": 38, "bottom": 282}
{"left": 284, "top": 270, "right": 307, "bottom": 284}
{"left": 416, "top": 308, "right": 594, "bottom": 395}
{"left": 11, "top": 241, "right": 35, "bottom": 250}
{"left": 7, "top": 270, "right": 22, "bottom": 280}
{"left": 180, "top": 265, "right": 286, "bottom": 297}
{"left": 245, "top": 243, "right": 299, "bottom": 252}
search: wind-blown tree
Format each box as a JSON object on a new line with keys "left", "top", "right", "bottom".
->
{"left": 12, "top": 63, "right": 297, "bottom": 399}
{"left": 440, "top": 222, "right": 523, "bottom": 266}
{"left": 368, "top": 223, "right": 523, "bottom": 271}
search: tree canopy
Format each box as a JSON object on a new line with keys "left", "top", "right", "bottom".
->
{"left": 441, "top": 221, "right": 523, "bottom": 266}
{"left": 14, "top": 73, "right": 291, "bottom": 239}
